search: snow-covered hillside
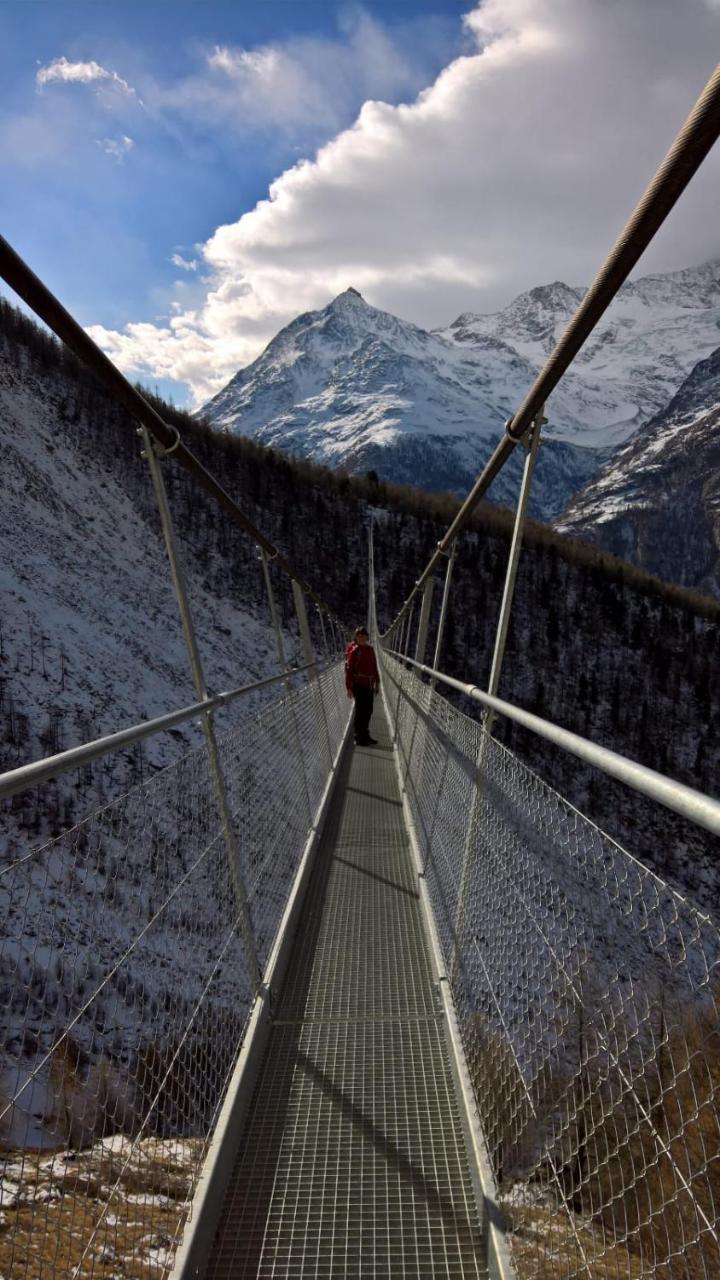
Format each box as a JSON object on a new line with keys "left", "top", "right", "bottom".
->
{"left": 0, "top": 313, "right": 333, "bottom": 1154}
{"left": 556, "top": 346, "right": 720, "bottom": 595}
{"left": 0, "top": 356, "right": 285, "bottom": 819}
{"left": 202, "top": 261, "right": 720, "bottom": 519}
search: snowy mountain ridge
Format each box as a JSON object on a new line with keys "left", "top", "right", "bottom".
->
{"left": 556, "top": 345, "right": 720, "bottom": 595}
{"left": 202, "top": 259, "right": 720, "bottom": 518}
{"left": 442, "top": 259, "right": 720, "bottom": 447}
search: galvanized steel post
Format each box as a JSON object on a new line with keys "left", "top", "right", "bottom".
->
{"left": 451, "top": 409, "right": 544, "bottom": 981}
{"left": 260, "top": 550, "right": 313, "bottom": 822}
{"left": 293, "top": 580, "right": 333, "bottom": 765}
{"left": 259, "top": 548, "right": 289, "bottom": 681}
{"left": 292, "top": 580, "right": 317, "bottom": 676}
{"left": 402, "top": 599, "right": 416, "bottom": 659}
{"left": 485, "top": 408, "right": 545, "bottom": 730}
{"left": 139, "top": 426, "right": 260, "bottom": 989}
{"left": 393, "top": 600, "right": 415, "bottom": 745}
{"left": 414, "top": 578, "right": 436, "bottom": 668}
{"left": 400, "top": 577, "right": 435, "bottom": 792}
{"left": 316, "top": 606, "right": 329, "bottom": 659}
{"left": 430, "top": 541, "right": 457, "bottom": 690}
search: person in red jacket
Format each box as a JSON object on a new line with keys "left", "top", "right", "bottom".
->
{"left": 345, "top": 626, "right": 380, "bottom": 745}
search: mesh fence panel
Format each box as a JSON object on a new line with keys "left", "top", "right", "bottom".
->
{"left": 382, "top": 651, "right": 720, "bottom": 1280}
{"left": 0, "top": 662, "right": 348, "bottom": 1279}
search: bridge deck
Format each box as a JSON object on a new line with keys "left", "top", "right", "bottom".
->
{"left": 205, "top": 702, "right": 486, "bottom": 1278}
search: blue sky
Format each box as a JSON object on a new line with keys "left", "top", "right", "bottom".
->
{"left": 2, "top": 0, "right": 718, "bottom": 405}
{"left": 1, "top": 1, "right": 467, "bottom": 374}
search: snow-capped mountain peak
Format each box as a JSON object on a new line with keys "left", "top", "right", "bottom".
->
{"left": 201, "top": 259, "right": 720, "bottom": 521}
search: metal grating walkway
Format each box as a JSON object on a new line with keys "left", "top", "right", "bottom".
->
{"left": 205, "top": 703, "right": 487, "bottom": 1278}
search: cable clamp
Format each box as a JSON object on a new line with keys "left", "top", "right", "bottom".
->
{"left": 507, "top": 414, "right": 548, "bottom": 450}
{"left": 151, "top": 424, "right": 182, "bottom": 458}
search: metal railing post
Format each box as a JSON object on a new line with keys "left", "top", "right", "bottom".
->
{"left": 402, "top": 599, "right": 416, "bottom": 659}
{"left": 260, "top": 550, "right": 314, "bottom": 822}
{"left": 397, "top": 613, "right": 407, "bottom": 659}
{"left": 485, "top": 408, "right": 545, "bottom": 731}
{"left": 414, "top": 578, "right": 435, "bottom": 668}
{"left": 451, "top": 408, "right": 544, "bottom": 981}
{"left": 430, "top": 541, "right": 457, "bottom": 690}
{"left": 292, "top": 579, "right": 317, "bottom": 677}
{"left": 293, "top": 580, "right": 333, "bottom": 766}
{"left": 139, "top": 427, "right": 260, "bottom": 988}
{"left": 316, "top": 605, "right": 329, "bottom": 658}
{"left": 259, "top": 549, "right": 289, "bottom": 679}
{"left": 400, "top": 577, "right": 436, "bottom": 791}
{"left": 392, "top": 601, "right": 415, "bottom": 744}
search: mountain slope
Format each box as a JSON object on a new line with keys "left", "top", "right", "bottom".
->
{"left": 202, "top": 262, "right": 720, "bottom": 519}
{"left": 442, "top": 260, "right": 720, "bottom": 448}
{"left": 556, "top": 347, "right": 720, "bottom": 595}
{"left": 201, "top": 286, "right": 601, "bottom": 519}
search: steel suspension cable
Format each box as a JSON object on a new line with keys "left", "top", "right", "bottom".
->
{"left": 0, "top": 234, "right": 345, "bottom": 625}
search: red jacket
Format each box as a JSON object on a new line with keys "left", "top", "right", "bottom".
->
{"left": 345, "top": 641, "right": 380, "bottom": 694}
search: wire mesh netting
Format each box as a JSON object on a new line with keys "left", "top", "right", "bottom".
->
{"left": 0, "top": 661, "right": 349, "bottom": 1279}
{"left": 381, "top": 650, "right": 720, "bottom": 1280}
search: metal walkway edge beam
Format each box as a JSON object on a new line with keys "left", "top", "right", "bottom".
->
{"left": 387, "top": 651, "right": 720, "bottom": 839}
{"left": 170, "top": 706, "right": 355, "bottom": 1280}
{"left": 390, "top": 62, "right": 720, "bottom": 615}
{"left": 0, "top": 234, "right": 344, "bottom": 625}
{"left": 192, "top": 706, "right": 490, "bottom": 1279}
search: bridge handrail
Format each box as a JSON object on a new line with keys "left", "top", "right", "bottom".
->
{"left": 0, "top": 658, "right": 352, "bottom": 1278}
{"left": 386, "top": 62, "right": 720, "bottom": 628}
{"left": 382, "top": 646, "right": 720, "bottom": 1276}
{"left": 385, "top": 649, "right": 720, "bottom": 839}
{"left": 0, "top": 658, "right": 327, "bottom": 804}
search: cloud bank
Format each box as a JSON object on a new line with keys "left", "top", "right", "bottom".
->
{"left": 88, "top": 0, "right": 720, "bottom": 404}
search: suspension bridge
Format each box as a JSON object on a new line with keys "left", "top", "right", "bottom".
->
{"left": 1, "top": 63, "right": 720, "bottom": 1280}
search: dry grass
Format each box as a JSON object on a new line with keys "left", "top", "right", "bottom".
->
{"left": 468, "top": 995, "right": 720, "bottom": 1279}
{"left": 503, "top": 1200, "right": 645, "bottom": 1279}
{"left": 0, "top": 1135, "right": 203, "bottom": 1279}
{"left": 576, "top": 1000, "right": 720, "bottom": 1280}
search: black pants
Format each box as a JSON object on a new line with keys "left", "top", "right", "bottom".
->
{"left": 352, "top": 684, "right": 374, "bottom": 741}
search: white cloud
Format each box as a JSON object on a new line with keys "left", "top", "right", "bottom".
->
{"left": 171, "top": 254, "right": 198, "bottom": 272}
{"left": 157, "top": 9, "right": 442, "bottom": 140}
{"left": 91, "top": 0, "right": 720, "bottom": 406}
{"left": 36, "top": 56, "right": 139, "bottom": 100}
{"left": 97, "top": 134, "right": 134, "bottom": 162}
